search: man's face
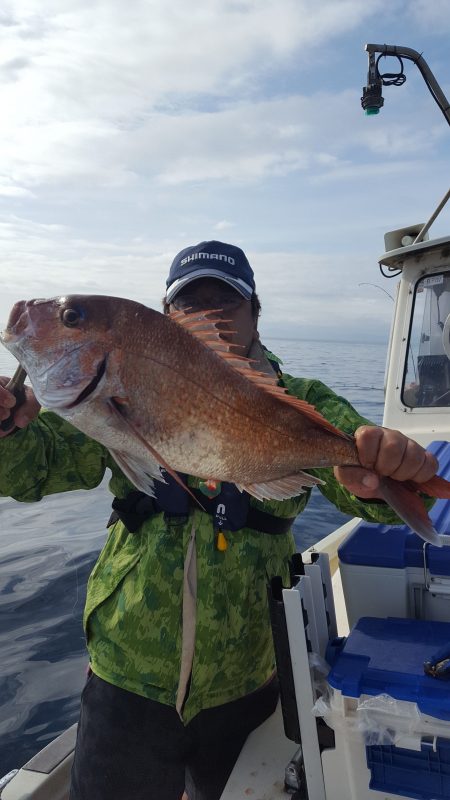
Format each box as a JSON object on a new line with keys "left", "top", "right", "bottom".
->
{"left": 169, "top": 277, "right": 257, "bottom": 353}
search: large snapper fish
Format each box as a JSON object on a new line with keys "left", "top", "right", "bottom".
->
{"left": 1, "top": 294, "right": 450, "bottom": 545}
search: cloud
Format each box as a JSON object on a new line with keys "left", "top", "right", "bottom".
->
{"left": 238, "top": 249, "right": 394, "bottom": 342}
{"left": 0, "top": 212, "right": 394, "bottom": 345}
{"left": 409, "top": 0, "right": 450, "bottom": 31}
{"left": 0, "top": 0, "right": 447, "bottom": 348}
{"left": 0, "top": 214, "right": 172, "bottom": 319}
{"left": 0, "top": 0, "right": 387, "bottom": 193}
{"left": 0, "top": 181, "right": 35, "bottom": 198}
{"left": 1, "top": 0, "right": 381, "bottom": 107}
{"left": 214, "top": 220, "right": 235, "bottom": 231}
{"left": 1, "top": 78, "right": 442, "bottom": 198}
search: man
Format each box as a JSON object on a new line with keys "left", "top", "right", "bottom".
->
{"left": 0, "top": 240, "right": 438, "bottom": 800}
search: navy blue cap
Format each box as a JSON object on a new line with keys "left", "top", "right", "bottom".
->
{"left": 166, "top": 240, "right": 255, "bottom": 302}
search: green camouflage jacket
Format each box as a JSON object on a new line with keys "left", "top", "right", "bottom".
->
{"left": 0, "top": 372, "right": 401, "bottom": 723}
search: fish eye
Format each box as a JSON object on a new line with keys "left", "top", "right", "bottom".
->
{"left": 61, "top": 307, "right": 82, "bottom": 327}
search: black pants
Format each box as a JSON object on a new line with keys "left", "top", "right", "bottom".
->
{"left": 70, "top": 673, "right": 279, "bottom": 800}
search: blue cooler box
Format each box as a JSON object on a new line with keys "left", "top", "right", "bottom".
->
{"left": 338, "top": 442, "right": 450, "bottom": 626}
{"left": 326, "top": 616, "right": 450, "bottom": 800}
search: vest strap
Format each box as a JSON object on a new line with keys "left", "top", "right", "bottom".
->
{"left": 107, "top": 488, "right": 295, "bottom": 536}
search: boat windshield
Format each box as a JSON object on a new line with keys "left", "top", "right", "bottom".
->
{"left": 403, "top": 272, "right": 450, "bottom": 407}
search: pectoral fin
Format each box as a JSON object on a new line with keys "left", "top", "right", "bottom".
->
{"left": 236, "top": 471, "right": 324, "bottom": 502}
{"left": 106, "top": 398, "right": 204, "bottom": 508}
{"left": 108, "top": 448, "right": 165, "bottom": 497}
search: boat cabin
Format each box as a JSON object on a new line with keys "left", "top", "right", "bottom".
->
{"left": 382, "top": 224, "right": 450, "bottom": 445}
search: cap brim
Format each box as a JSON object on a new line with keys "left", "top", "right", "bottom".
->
{"left": 166, "top": 269, "right": 253, "bottom": 303}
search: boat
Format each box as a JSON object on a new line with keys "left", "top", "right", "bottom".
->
{"left": 2, "top": 42, "right": 450, "bottom": 800}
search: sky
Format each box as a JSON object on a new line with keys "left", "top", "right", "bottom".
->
{"left": 0, "top": 0, "right": 450, "bottom": 345}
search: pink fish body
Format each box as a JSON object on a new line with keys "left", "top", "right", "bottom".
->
{"left": 1, "top": 294, "right": 450, "bottom": 545}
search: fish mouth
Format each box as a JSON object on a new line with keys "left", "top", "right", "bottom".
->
{"left": 1, "top": 299, "right": 56, "bottom": 346}
{"left": 1, "top": 300, "right": 29, "bottom": 341}
{"left": 67, "top": 356, "right": 107, "bottom": 408}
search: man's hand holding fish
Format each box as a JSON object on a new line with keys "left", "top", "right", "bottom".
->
{"left": 0, "top": 378, "right": 40, "bottom": 434}
{"left": 335, "top": 424, "right": 439, "bottom": 498}
{"left": 0, "top": 240, "right": 448, "bottom": 800}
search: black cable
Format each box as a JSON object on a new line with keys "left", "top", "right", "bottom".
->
{"left": 379, "top": 263, "right": 402, "bottom": 278}
{"left": 376, "top": 53, "right": 406, "bottom": 87}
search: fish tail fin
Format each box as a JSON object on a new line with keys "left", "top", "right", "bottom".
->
{"left": 378, "top": 476, "right": 443, "bottom": 547}
{"left": 410, "top": 474, "right": 450, "bottom": 499}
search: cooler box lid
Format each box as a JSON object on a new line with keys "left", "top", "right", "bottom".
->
{"left": 338, "top": 441, "right": 450, "bottom": 571}
{"left": 328, "top": 616, "right": 450, "bottom": 720}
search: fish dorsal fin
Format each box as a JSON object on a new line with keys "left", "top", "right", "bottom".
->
{"left": 169, "top": 309, "right": 254, "bottom": 367}
{"left": 170, "top": 309, "right": 350, "bottom": 440}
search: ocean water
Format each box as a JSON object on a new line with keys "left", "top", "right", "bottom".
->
{"left": 0, "top": 337, "right": 387, "bottom": 776}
